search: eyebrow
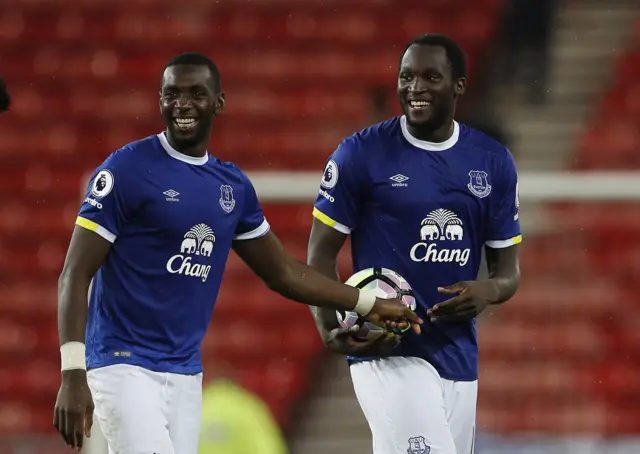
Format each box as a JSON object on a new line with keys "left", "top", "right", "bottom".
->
{"left": 162, "top": 83, "right": 209, "bottom": 91}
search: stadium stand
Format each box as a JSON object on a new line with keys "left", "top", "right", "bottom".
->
{"left": 0, "top": 0, "right": 504, "bottom": 435}
{"left": 476, "top": 19, "right": 640, "bottom": 436}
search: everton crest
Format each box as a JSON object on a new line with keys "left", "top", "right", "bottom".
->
{"left": 467, "top": 170, "right": 492, "bottom": 198}
{"left": 407, "top": 436, "right": 430, "bottom": 454}
{"left": 219, "top": 184, "right": 236, "bottom": 213}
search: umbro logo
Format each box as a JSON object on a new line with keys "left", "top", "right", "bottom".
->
{"left": 163, "top": 189, "right": 180, "bottom": 202}
{"left": 389, "top": 174, "right": 409, "bottom": 187}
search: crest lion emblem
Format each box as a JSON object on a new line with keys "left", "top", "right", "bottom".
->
{"left": 467, "top": 170, "right": 492, "bottom": 198}
{"left": 219, "top": 184, "right": 236, "bottom": 213}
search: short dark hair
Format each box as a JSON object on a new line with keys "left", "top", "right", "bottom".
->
{"left": 164, "top": 52, "right": 221, "bottom": 92}
{"left": 0, "top": 78, "right": 10, "bottom": 113}
{"left": 400, "top": 34, "right": 467, "bottom": 79}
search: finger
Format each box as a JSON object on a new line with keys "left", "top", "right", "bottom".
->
{"left": 67, "top": 410, "right": 80, "bottom": 449}
{"left": 428, "top": 294, "right": 471, "bottom": 315}
{"left": 85, "top": 407, "right": 93, "bottom": 438}
{"left": 402, "top": 308, "right": 422, "bottom": 335}
{"left": 59, "top": 409, "right": 69, "bottom": 445}
{"left": 403, "top": 307, "right": 423, "bottom": 325}
{"left": 74, "top": 412, "right": 84, "bottom": 450}
{"left": 53, "top": 407, "right": 60, "bottom": 430}
{"left": 437, "top": 283, "right": 466, "bottom": 294}
{"left": 381, "top": 320, "right": 406, "bottom": 334}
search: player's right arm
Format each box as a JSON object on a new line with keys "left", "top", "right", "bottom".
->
{"left": 231, "top": 163, "right": 421, "bottom": 329}
{"left": 55, "top": 228, "right": 108, "bottom": 449}
{"left": 307, "top": 138, "right": 400, "bottom": 356}
{"left": 54, "top": 152, "right": 138, "bottom": 450}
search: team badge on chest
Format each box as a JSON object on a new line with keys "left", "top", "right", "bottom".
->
{"left": 219, "top": 184, "right": 236, "bottom": 213}
{"left": 467, "top": 170, "right": 492, "bottom": 198}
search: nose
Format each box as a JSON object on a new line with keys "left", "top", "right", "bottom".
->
{"left": 408, "top": 77, "right": 428, "bottom": 93}
{"left": 175, "top": 93, "right": 192, "bottom": 108}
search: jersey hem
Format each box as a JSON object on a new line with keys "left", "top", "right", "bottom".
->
{"left": 76, "top": 216, "right": 116, "bottom": 243}
{"left": 312, "top": 207, "right": 351, "bottom": 234}
{"left": 87, "top": 358, "right": 203, "bottom": 375}
{"left": 485, "top": 234, "right": 522, "bottom": 249}
{"left": 346, "top": 356, "right": 478, "bottom": 381}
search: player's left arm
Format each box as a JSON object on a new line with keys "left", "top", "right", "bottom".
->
{"left": 482, "top": 147, "right": 522, "bottom": 303}
{"left": 430, "top": 149, "right": 521, "bottom": 321}
{"left": 484, "top": 243, "right": 520, "bottom": 303}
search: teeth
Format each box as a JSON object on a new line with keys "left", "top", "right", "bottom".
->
{"left": 174, "top": 118, "right": 197, "bottom": 129}
{"left": 410, "top": 101, "right": 430, "bottom": 107}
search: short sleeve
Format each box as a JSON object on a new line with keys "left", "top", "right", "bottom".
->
{"left": 485, "top": 149, "right": 522, "bottom": 248}
{"left": 76, "top": 151, "right": 140, "bottom": 243}
{"left": 233, "top": 173, "right": 270, "bottom": 241}
{"left": 312, "top": 137, "right": 366, "bottom": 234}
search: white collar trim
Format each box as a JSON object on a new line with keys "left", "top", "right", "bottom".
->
{"left": 157, "top": 132, "right": 209, "bottom": 165}
{"left": 400, "top": 116, "right": 459, "bottom": 151}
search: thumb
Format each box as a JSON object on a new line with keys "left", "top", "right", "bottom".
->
{"left": 437, "top": 283, "right": 465, "bottom": 294}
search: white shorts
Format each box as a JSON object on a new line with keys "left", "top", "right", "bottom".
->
{"left": 87, "top": 364, "right": 203, "bottom": 454}
{"left": 350, "top": 357, "right": 477, "bottom": 454}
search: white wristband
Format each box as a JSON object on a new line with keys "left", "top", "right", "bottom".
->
{"left": 60, "top": 342, "right": 87, "bottom": 371}
{"left": 353, "top": 289, "right": 376, "bottom": 316}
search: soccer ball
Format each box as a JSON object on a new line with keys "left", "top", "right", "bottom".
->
{"left": 336, "top": 267, "right": 416, "bottom": 341}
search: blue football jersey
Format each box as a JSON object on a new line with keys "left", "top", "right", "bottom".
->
{"left": 77, "top": 133, "right": 270, "bottom": 374}
{"left": 313, "top": 116, "right": 521, "bottom": 381}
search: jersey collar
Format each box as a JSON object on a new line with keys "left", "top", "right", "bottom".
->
{"left": 400, "top": 116, "right": 459, "bottom": 151}
{"left": 157, "top": 132, "right": 209, "bottom": 165}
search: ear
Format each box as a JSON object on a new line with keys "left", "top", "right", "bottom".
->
{"left": 214, "top": 92, "right": 226, "bottom": 115}
{"left": 454, "top": 77, "right": 467, "bottom": 97}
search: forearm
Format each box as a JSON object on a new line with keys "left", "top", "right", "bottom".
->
{"left": 269, "top": 256, "right": 359, "bottom": 312}
{"left": 57, "top": 272, "right": 91, "bottom": 345}
{"left": 306, "top": 254, "right": 342, "bottom": 338}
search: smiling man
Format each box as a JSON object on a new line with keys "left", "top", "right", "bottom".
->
{"left": 52, "top": 52, "right": 420, "bottom": 454}
{"left": 308, "top": 34, "right": 522, "bottom": 454}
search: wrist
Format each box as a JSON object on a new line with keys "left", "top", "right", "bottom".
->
{"left": 352, "top": 290, "right": 376, "bottom": 316}
{"left": 61, "top": 368, "right": 88, "bottom": 382}
{"left": 60, "top": 341, "right": 87, "bottom": 372}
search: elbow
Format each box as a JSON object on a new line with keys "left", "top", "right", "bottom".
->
{"left": 58, "top": 264, "right": 92, "bottom": 302}
{"left": 58, "top": 266, "right": 71, "bottom": 296}
{"left": 496, "top": 270, "right": 521, "bottom": 304}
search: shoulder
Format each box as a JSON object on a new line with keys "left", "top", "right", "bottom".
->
{"left": 100, "top": 135, "right": 158, "bottom": 171}
{"left": 458, "top": 123, "right": 515, "bottom": 167}
{"left": 349, "top": 116, "right": 400, "bottom": 149}
{"left": 207, "top": 157, "right": 251, "bottom": 187}
{"left": 336, "top": 117, "right": 401, "bottom": 160}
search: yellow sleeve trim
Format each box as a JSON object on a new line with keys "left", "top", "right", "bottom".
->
{"left": 312, "top": 207, "right": 337, "bottom": 228}
{"left": 75, "top": 216, "right": 117, "bottom": 243}
{"left": 312, "top": 208, "right": 351, "bottom": 234}
{"left": 485, "top": 234, "right": 522, "bottom": 249}
{"left": 76, "top": 216, "right": 100, "bottom": 232}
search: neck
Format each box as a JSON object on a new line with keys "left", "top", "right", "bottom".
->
{"left": 165, "top": 131, "right": 209, "bottom": 158}
{"left": 406, "top": 119, "right": 455, "bottom": 143}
